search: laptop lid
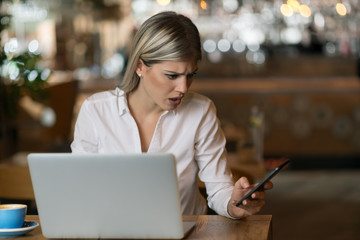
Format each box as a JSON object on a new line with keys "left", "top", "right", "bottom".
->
{"left": 28, "top": 153, "right": 192, "bottom": 239}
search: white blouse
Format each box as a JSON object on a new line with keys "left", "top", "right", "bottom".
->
{"left": 71, "top": 88, "right": 234, "bottom": 217}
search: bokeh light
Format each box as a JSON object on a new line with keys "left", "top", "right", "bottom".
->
{"left": 280, "top": 4, "right": 293, "bottom": 17}
{"left": 335, "top": 3, "right": 347, "bottom": 16}
{"left": 156, "top": 0, "right": 171, "bottom": 6}
{"left": 203, "top": 39, "right": 217, "bottom": 53}
{"left": 200, "top": 0, "right": 207, "bottom": 10}
{"left": 299, "top": 4, "right": 312, "bottom": 18}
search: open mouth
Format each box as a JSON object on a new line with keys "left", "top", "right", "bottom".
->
{"left": 169, "top": 97, "right": 182, "bottom": 105}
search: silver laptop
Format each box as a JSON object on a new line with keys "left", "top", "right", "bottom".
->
{"left": 28, "top": 153, "right": 195, "bottom": 239}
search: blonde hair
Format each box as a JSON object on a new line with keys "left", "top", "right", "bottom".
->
{"left": 119, "top": 11, "right": 201, "bottom": 94}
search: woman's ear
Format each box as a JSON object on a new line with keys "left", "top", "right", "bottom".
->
{"left": 136, "top": 58, "right": 145, "bottom": 76}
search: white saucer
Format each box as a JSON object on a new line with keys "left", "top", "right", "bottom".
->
{"left": 0, "top": 221, "right": 39, "bottom": 238}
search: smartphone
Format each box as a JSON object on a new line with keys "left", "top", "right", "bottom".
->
{"left": 235, "top": 159, "right": 290, "bottom": 207}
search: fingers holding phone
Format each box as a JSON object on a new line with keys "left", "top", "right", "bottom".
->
{"left": 227, "top": 177, "right": 269, "bottom": 218}
{"left": 237, "top": 178, "right": 272, "bottom": 205}
{"left": 227, "top": 159, "right": 290, "bottom": 218}
{"left": 236, "top": 159, "right": 290, "bottom": 207}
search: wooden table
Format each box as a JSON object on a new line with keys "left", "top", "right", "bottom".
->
{"left": 17, "top": 215, "right": 272, "bottom": 240}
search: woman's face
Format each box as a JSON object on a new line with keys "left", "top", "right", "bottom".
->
{"left": 136, "top": 60, "right": 198, "bottom": 112}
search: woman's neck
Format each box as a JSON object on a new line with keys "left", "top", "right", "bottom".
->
{"left": 127, "top": 88, "right": 164, "bottom": 121}
{"left": 127, "top": 89, "right": 164, "bottom": 152}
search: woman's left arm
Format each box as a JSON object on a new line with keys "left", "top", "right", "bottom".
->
{"left": 195, "top": 97, "right": 272, "bottom": 219}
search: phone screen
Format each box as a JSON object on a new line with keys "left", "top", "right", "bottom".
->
{"left": 235, "top": 159, "right": 290, "bottom": 207}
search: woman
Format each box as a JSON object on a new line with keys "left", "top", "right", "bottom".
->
{"left": 71, "top": 11, "right": 272, "bottom": 219}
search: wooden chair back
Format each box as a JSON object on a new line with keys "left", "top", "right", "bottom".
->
{"left": 0, "top": 165, "right": 34, "bottom": 200}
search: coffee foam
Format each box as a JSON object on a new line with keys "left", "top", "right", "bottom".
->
{"left": 0, "top": 204, "right": 26, "bottom": 210}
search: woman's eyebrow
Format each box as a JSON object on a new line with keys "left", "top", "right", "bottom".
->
{"left": 189, "top": 68, "right": 198, "bottom": 75}
{"left": 164, "top": 68, "right": 198, "bottom": 75}
{"left": 164, "top": 70, "right": 179, "bottom": 75}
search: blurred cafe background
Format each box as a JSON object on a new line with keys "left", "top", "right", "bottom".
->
{"left": 0, "top": 0, "right": 360, "bottom": 239}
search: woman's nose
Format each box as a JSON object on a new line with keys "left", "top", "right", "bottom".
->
{"left": 176, "top": 77, "right": 188, "bottom": 93}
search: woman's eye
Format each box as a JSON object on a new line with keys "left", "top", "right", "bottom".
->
{"left": 166, "top": 74, "right": 178, "bottom": 80}
{"left": 188, "top": 73, "right": 196, "bottom": 79}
